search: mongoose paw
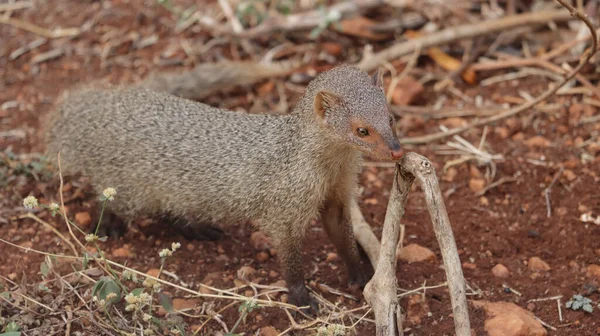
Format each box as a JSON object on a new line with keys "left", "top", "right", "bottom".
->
{"left": 92, "top": 212, "right": 127, "bottom": 240}
{"left": 348, "top": 264, "right": 374, "bottom": 290}
{"left": 288, "top": 284, "right": 319, "bottom": 315}
{"left": 177, "top": 223, "right": 224, "bottom": 241}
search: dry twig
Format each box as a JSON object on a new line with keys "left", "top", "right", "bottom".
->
{"left": 359, "top": 153, "right": 470, "bottom": 336}
{"left": 0, "top": 16, "right": 80, "bottom": 38}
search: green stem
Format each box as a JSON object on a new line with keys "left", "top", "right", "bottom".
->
{"left": 94, "top": 200, "right": 107, "bottom": 236}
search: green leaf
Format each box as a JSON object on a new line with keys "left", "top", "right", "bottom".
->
{"left": 583, "top": 303, "right": 593, "bottom": 313}
{"left": 92, "top": 278, "right": 106, "bottom": 297}
{"left": 0, "top": 292, "right": 10, "bottom": 300}
{"left": 5, "top": 321, "right": 20, "bottom": 332}
{"left": 158, "top": 292, "right": 173, "bottom": 313}
{"left": 40, "top": 262, "right": 49, "bottom": 277}
{"left": 0, "top": 332, "right": 22, "bottom": 336}
{"left": 131, "top": 288, "right": 145, "bottom": 296}
{"left": 176, "top": 324, "right": 186, "bottom": 336}
{"left": 100, "top": 280, "right": 121, "bottom": 303}
{"left": 82, "top": 254, "right": 89, "bottom": 269}
{"left": 38, "top": 284, "right": 50, "bottom": 292}
{"left": 150, "top": 317, "right": 163, "bottom": 327}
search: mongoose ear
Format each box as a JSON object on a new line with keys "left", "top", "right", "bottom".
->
{"left": 371, "top": 68, "right": 385, "bottom": 88}
{"left": 314, "top": 90, "right": 342, "bottom": 121}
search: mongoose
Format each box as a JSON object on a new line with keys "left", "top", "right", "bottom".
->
{"left": 45, "top": 65, "right": 403, "bottom": 311}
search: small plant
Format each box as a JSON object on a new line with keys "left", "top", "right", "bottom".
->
{"left": 566, "top": 294, "right": 594, "bottom": 313}
{"left": 224, "top": 299, "right": 260, "bottom": 336}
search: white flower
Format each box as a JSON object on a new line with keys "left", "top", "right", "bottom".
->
{"left": 122, "top": 270, "right": 138, "bottom": 282}
{"left": 23, "top": 196, "right": 38, "bottom": 209}
{"left": 85, "top": 234, "right": 98, "bottom": 242}
{"left": 143, "top": 277, "right": 157, "bottom": 289}
{"left": 139, "top": 292, "right": 152, "bottom": 304}
{"left": 106, "top": 292, "right": 117, "bottom": 300}
{"left": 124, "top": 293, "right": 139, "bottom": 304}
{"left": 328, "top": 324, "right": 346, "bottom": 336}
{"left": 125, "top": 304, "right": 136, "bottom": 312}
{"left": 142, "top": 313, "right": 152, "bottom": 322}
{"left": 48, "top": 203, "right": 60, "bottom": 212}
{"left": 144, "top": 330, "right": 155, "bottom": 336}
{"left": 159, "top": 248, "right": 172, "bottom": 258}
{"left": 102, "top": 187, "right": 117, "bottom": 201}
{"left": 171, "top": 242, "right": 181, "bottom": 251}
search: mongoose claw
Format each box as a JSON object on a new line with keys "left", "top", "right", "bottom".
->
{"left": 288, "top": 284, "right": 319, "bottom": 315}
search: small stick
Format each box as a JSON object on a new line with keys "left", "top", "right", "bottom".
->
{"left": 217, "top": 0, "right": 243, "bottom": 33}
{"left": 534, "top": 316, "right": 557, "bottom": 331}
{"left": 0, "top": 16, "right": 80, "bottom": 38}
{"left": 557, "top": 298, "right": 563, "bottom": 322}
{"left": 475, "top": 176, "right": 517, "bottom": 197}
{"left": 15, "top": 212, "right": 78, "bottom": 256}
{"left": 0, "top": 1, "right": 33, "bottom": 12}
{"left": 502, "top": 284, "right": 522, "bottom": 296}
{"left": 527, "top": 295, "right": 564, "bottom": 302}
{"left": 31, "top": 48, "right": 64, "bottom": 64}
{"left": 544, "top": 167, "right": 564, "bottom": 218}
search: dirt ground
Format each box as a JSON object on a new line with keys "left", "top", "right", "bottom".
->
{"left": 1, "top": 0, "right": 600, "bottom": 335}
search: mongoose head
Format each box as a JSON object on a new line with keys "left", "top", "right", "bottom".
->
{"left": 312, "top": 66, "right": 403, "bottom": 161}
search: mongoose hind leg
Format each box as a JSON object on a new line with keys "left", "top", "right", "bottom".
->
{"left": 161, "top": 215, "right": 224, "bottom": 241}
{"left": 321, "top": 199, "right": 373, "bottom": 289}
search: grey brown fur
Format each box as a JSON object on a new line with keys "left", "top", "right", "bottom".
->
{"left": 45, "top": 65, "right": 402, "bottom": 310}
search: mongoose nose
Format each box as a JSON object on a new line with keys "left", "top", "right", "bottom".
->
{"left": 390, "top": 148, "right": 404, "bottom": 160}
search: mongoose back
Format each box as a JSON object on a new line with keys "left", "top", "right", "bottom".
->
{"left": 45, "top": 65, "right": 403, "bottom": 311}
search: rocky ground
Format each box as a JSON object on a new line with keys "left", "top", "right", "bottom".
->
{"left": 1, "top": 0, "right": 600, "bottom": 335}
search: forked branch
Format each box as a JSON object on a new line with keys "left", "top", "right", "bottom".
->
{"left": 357, "top": 152, "right": 470, "bottom": 336}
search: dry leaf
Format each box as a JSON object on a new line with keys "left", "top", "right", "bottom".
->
{"left": 334, "top": 16, "right": 390, "bottom": 41}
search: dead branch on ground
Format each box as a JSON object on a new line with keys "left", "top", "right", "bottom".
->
{"left": 355, "top": 152, "right": 470, "bottom": 336}
{"left": 140, "top": 60, "right": 301, "bottom": 101}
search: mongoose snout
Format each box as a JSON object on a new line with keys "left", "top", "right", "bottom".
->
{"left": 390, "top": 141, "right": 403, "bottom": 160}
{"left": 45, "top": 64, "right": 396, "bottom": 313}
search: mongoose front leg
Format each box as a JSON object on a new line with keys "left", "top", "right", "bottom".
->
{"left": 321, "top": 199, "right": 374, "bottom": 289}
{"left": 276, "top": 232, "right": 319, "bottom": 313}
{"left": 92, "top": 208, "right": 127, "bottom": 240}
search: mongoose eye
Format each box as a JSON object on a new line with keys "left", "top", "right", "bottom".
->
{"left": 357, "top": 127, "right": 369, "bottom": 137}
{"left": 389, "top": 116, "right": 395, "bottom": 126}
